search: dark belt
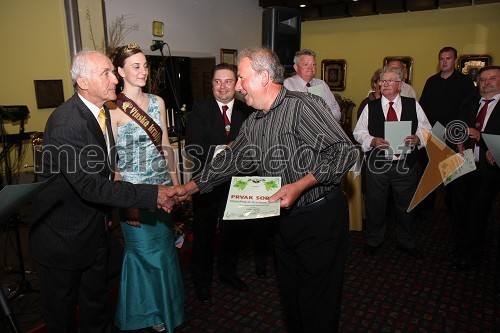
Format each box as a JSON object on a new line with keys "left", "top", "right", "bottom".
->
{"left": 286, "top": 188, "right": 340, "bottom": 217}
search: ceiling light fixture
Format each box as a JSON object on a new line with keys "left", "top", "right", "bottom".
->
{"left": 300, "top": 4, "right": 306, "bottom": 7}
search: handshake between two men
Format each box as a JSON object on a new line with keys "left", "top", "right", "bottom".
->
{"left": 156, "top": 181, "right": 198, "bottom": 213}
{"left": 156, "top": 174, "right": 320, "bottom": 214}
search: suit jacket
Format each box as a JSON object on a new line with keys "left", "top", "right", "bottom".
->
{"left": 30, "top": 93, "right": 158, "bottom": 270}
{"left": 185, "top": 97, "right": 253, "bottom": 204}
{"left": 185, "top": 98, "right": 253, "bottom": 175}
{"left": 459, "top": 96, "right": 500, "bottom": 183}
{"left": 460, "top": 97, "right": 500, "bottom": 160}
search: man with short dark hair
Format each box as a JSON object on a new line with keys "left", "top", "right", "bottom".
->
{"left": 450, "top": 65, "right": 500, "bottom": 270}
{"left": 420, "top": 46, "right": 475, "bottom": 129}
{"left": 185, "top": 63, "right": 254, "bottom": 303}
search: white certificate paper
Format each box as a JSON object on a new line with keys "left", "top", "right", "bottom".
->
{"left": 482, "top": 133, "right": 500, "bottom": 167}
{"left": 440, "top": 149, "right": 476, "bottom": 185}
{"left": 223, "top": 176, "right": 281, "bottom": 220}
{"left": 308, "top": 85, "right": 325, "bottom": 100}
{"left": 385, "top": 121, "right": 412, "bottom": 156}
{"left": 431, "top": 121, "right": 446, "bottom": 145}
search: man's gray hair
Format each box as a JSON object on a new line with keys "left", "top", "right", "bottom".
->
{"left": 293, "top": 49, "right": 316, "bottom": 65}
{"left": 380, "top": 66, "right": 403, "bottom": 81}
{"left": 70, "top": 50, "right": 104, "bottom": 88}
{"left": 236, "top": 47, "right": 285, "bottom": 84}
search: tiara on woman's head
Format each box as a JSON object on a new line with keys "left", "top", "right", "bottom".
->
{"left": 123, "top": 43, "right": 140, "bottom": 53}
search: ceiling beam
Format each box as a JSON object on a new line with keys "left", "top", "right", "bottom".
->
{"left": 348, "top": 0, "right": 378, "bottom": 16}
{"left": 376, "top": 0, "right": 406, "bottom": 13}
{"left": 260, "top": 0, "right": 500, "bottom": 21}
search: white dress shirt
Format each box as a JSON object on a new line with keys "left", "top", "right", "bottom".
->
{"left": 474, "top": 93, "right": 499, "bottom": 161}
{"left": 284, "top": 75, "right": 341, "bottom": 122}
{"left": 216, "top": 99, "right": 235, "bottom": 121}
{"left": 353, "top": 95, "right": 431, "bottom": 155}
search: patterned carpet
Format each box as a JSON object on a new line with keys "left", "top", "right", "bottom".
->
{"left": 1, "top": 188, "right": 499, "bottom": 332}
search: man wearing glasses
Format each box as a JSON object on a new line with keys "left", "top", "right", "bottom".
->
{"left": 353, "top": 67, "right": 431, "bottom": 258}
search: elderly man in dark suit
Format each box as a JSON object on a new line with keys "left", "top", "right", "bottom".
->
{"left": 30, "top": 50, "right": 174, "bottom": 333}
{"left": 450, "top": 65, "right": 500, "bottom": 270}
{"left": 185, "top": 63, "right": 256, "bottom": 304}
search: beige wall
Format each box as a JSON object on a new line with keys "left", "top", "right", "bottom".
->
{"left": 1, "top": 0, "right": 72, "bottom": 134}
{"left": 302, "top": 3, "right": 500, "bottom": 127}
{"left": 1, "top": 1, "right": 499, "bottom": 167}
{"left": 1, "top": 0, "right": 72, "bottom": 172}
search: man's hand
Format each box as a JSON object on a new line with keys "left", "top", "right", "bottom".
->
{"left": 486, "top": 150, "right": 497, "bottom": 166}
{"left": 168, "top": 185, "right": 189, "bottom": 202}
{"left": 269, "top": 184, "right": 301, "bottom": 209}
{"left": 122, "top": 208, "right": 142, "bottom": 228}
{"left": 404, "top": 135, "right": 420, "bottom": 147}
{"left": 468, "top": 127, "right": 481, "bottom": 141}
{"left": 157, "top": 181, "right": 200, "bottom": 213}
{"left": 370, "top": 137, "right": 390, "bottom": 150}
{"left": 157, "top": 185, "right": 178, "bottom": 213}
{"left": 269, "top": 174, "right": 318, "bottom": 209}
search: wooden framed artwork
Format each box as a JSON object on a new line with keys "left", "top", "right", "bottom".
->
{"left": 220, "top": 49, "right": 238, "bottom": 65}
{"left": 321, "top": 59, "right": 347, "bottom": 91}
{"left": 456, "top": 54, "right": 492, "bottom": 84}
{"left": 34, "top": 80, "right": 64, "bottom": 109}
{"left": 383, "top": 56, "right": 413, "bottom": 85}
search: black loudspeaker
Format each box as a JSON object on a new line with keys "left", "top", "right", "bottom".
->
{"left": 262, "top": 6, "right": 301, "bottom": 73}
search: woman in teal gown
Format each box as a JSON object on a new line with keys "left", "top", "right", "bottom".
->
{"left": 109, "top": 43, "right": 184, "bottom": 332}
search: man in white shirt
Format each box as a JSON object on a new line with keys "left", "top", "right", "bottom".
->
{"left": 354, "top": 67, "right": 431, "bottom": 259}
{"left": 449, "top": 66, "right": 500, "bottom": 270}
{"left": 284, "top": 49, "right": 341, "bottom": 121}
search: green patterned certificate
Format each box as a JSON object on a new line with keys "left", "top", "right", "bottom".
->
{"left": 223, "top": 176, "right": 281, "bottom": 220}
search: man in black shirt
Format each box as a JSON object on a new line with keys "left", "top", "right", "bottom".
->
{"left": 419, "top": 46, "right": 476, "bottom": 210}
{"left": 420, "top": 46, "right": 476, "bottom": 130}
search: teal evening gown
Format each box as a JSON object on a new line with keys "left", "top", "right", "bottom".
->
{"left": 114, "top": 94, "right": 185, "bottom": 332}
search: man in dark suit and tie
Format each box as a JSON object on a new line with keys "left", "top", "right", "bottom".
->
{"left": 30, "top": 50, "right": 174, "bottom": 332}
{"left": 185, "top": 63, "right": 255, "bottom": 303}
{"left": 450, "top": 66, "right": 500, "bottom": 270}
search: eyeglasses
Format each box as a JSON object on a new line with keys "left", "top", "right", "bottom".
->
{"left": 379, "top": 79, "right": 401, "bottom": 85}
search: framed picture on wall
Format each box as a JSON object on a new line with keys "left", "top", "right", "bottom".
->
{"left": 34, "top": 80, "right": 64, "bottom": 109}
{"left": 383, "top": 56, "right": 413, "bottom": 85}
{"left": 220, "top": 49, "right": 238, "bottom": 65}
{"left": 321, "top": 59, "right": 346, "bottom": 91}
{"left": 456, "top": 54, "right": 492, "bottom": 84}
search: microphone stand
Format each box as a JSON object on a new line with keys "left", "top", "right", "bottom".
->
{"left": 156, "top": 43, "right": 186, "bottom": 184}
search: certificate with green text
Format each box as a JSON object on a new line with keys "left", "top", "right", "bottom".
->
{"left": 223, "top": 176, "right": 281, "bottom": 220}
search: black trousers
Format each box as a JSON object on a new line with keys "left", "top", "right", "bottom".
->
{"left": 365, "top": 163, "right": 417, "bottom": 248}
{"left": 36, "top": 228, "right": 112, "bottom": 333}
{"left": 450, "top": 163, "right": 500, "bottom": 262}
{"left": 275, "top": 189, "right": 349, "bottom": 333}
{"left": 190, "top": 188, "right": 244, "bottom": 288}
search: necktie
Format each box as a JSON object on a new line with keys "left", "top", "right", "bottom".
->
{"left": 98, "top": 108, "right": 106, "bottom": 133}
{"left": 470, "top": 99, "right": 492, "bottom": 150}
{"left": 222, "top": 105, "right": 231, "bottom": 136}
{"left": 306, "top": 82, "right": 311, "bottom": 88}
{"left": 386, "top": 101, "right": 398, "bottom": 121}
{"left": 386, "top": 102, "right": 400, "bottom": 157}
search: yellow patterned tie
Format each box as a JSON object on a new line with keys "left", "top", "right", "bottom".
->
{"left": 98, "top": 108, "right": 106, "bottom": 133}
